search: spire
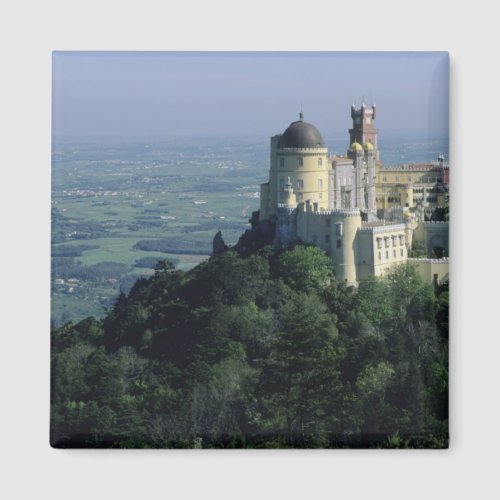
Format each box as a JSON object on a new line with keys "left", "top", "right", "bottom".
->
{"left": 299, "top": 110, "right": 304, "bottom": 122}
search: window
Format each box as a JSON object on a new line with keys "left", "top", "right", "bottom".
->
{"left": 335, "top": 223, "right": 343, "bottom": 236}
{"left": 393, "top": 249, "right": 396, "bottom": 258}
{"left": 297, "top": 179, "right": 304, "bottom": 189}
{"left": 385, "top": 237, "right": 390, "bottom": 248}
{"left": 298, "top": 157, "right": 303, "bottom": 167}
{"left": 318, "top": 157, "right": 323, "bottom": 167}
{"left": 383, "top": 176, "right": 387, "bottom": 182}
{"left": 298, "top": 193, "right": 303, "bottom": 201}
{"left": 279, "top": 192, "right": 284, "bottom": 200}
{"left": 386, "top": 250, "right": 389, "bottom": 259}
{"left": 400, "top": 248, "right": 404, "bottom": 256}
{"left": 326, "top": 219, "right": 331, "bottom": 228}
{"left": 377, "top": 238, "right": 383, "bottom": 249}
{"left": 378, "top": 251, "right": 382, "bottom": 260}
{"left": 399, "top": 235, "right": 405, "bottom": 245}
{"left": 279, "top": 178, "right": 285, "bottom": 190}
{"left": 279, "top": 157, "right": 284, "bottom": 168}
{"left": 318, "top": 192, "right": 323, "bottom": 199}
{"left": 392, "top": 236, "right": 398, "bottom": 246}
{"left": 317, "top": 179, "right": 323, "bottom": 188}
{"left": 325, "top": 235, "right": 330, "bottom": 244}
{"left": 337, "top": 239, "right": 341, "bottom": 248}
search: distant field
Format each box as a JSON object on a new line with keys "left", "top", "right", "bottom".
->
{"left": 51, "top": 139, "right": 267, "bottom": 325}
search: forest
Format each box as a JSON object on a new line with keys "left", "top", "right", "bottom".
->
{"left": 50, "top": 239, "right": 448, "bottom": 448}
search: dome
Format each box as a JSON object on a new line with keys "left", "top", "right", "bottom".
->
{"left": 363, "top": 142, "right": 374, "bottom": 150}
{"left": 350, "top": 141, "right": 363, "bottom": 151}
{"left": 279, "top": 113, "right": 325, "bottom": 148}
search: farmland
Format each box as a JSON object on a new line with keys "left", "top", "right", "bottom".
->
{"left": 51, "top": 138, "right": 268, "bottom": 324}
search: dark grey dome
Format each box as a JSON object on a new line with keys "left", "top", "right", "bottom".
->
{"left": 279, "top": 115, "right": 325, "bottom": 148}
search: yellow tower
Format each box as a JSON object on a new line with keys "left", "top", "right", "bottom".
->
{"left": 263, "top": 112, "right": 329, "bottom": 219}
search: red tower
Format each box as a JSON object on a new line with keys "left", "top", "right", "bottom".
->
{"left": 348, "top": 102, "right": 379, "bottom": 160}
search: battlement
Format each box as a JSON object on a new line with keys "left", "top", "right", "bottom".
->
{"left": 408, "top": 257, "right": 449, "bottom": 264}
{"left": 422, "top": 221, "right": 449, "bottom": 225}
{"left": 381, "top": 161, "right": 449, "bottom": 171}
{"left": 276, "top": 147, "right": 328, "bottom": 153}
{"left": 316, "top": 207, "right": 361, "bottom": 216}
{"left": 276, "top": 204, "right": 296, "bottom": 215}
{"left": 330, "top": 156, "right": 353, "bottom": 164}
{"left": 359, "top": 223, "right": 406, "bottom": 233}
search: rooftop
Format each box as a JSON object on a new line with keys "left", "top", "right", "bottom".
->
{"left": 279, "top": 113, "right": 325, "bottom": 149}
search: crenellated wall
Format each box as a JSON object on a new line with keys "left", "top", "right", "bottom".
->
{"left": 295, "top": 204, "right": 361, "bottom": 283}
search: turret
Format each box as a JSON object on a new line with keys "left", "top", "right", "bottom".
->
{"left": 283, "top": 176, "right": 297, "bottom": 209}
{"left": 364, "top": 142, "right": 376, "bottom": 212}
{"left": 265, "top": 112, "right": 329, "bottom": 219}
{"left": 349, "top": 142, "right": 365, "bottom": 210}
{"left": 329, "top": 210, "right": 362, "bottom": 284}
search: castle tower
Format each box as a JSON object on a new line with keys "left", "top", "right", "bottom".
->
{"left": 263, "top": 112, "right": 329, "bottom": 218}
{"left": 349, "top": 102, "right": 379, "bottom": 160}
{"left": 329, "top": 210, "right": 362, "bottom": 284}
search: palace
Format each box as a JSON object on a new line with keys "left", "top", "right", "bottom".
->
{"left": 256, "top": 104, "right": 449, "bottom": 285}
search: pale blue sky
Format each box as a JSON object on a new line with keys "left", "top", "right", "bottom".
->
{"left": 52, "top": 52, "right": 449, "bottom": 142}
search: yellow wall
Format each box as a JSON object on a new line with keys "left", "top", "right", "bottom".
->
{"left": 371, "top": 228, "right": 408, "bottom": 276}
{"left": 408, "top": 258, "right": 449, "bottom": 284}
{"left": 268, "top": 146, "right": 329, "bottom": 216}
{"left": 375, "top": 168, "right": 446, "bottom": 210}
{"left": 377, "top": 170, "right": 436, "bottom": 184}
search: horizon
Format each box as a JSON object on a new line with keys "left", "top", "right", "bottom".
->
{"left": 52, "top": 52, "right": 449, "bottom": 143}
{"left": 52, "top": 131, "right": 450, "bottom": 144}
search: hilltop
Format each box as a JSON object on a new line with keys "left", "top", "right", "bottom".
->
{"left": 51, "top": 229, "right": 448, "bottom": 448}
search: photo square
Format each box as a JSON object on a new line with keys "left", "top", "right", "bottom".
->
{"left": 51, "top": 52, "right": 449, "bottom": 449}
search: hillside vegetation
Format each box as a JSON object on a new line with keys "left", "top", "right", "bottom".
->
{"left": 51, "top": 241, "right": 448, "bottom": 448}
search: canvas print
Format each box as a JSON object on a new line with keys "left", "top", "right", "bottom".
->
{"left": 51, "top": 52, "right": 449, "bottom": 448}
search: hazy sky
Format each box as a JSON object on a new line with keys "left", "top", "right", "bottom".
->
{"left": 52, "top": 52, "right": 449, "bottom": 142}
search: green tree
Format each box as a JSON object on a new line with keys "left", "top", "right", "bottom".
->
{"left": 275, "top": 245, "right": 333, "bottom": 293}
{"left": 261, "top": 292, "right": 344, "bottom": 447}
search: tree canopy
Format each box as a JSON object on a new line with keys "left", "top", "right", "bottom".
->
{"left": 51, "top": 241, "right": 448, "bottom": 449}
